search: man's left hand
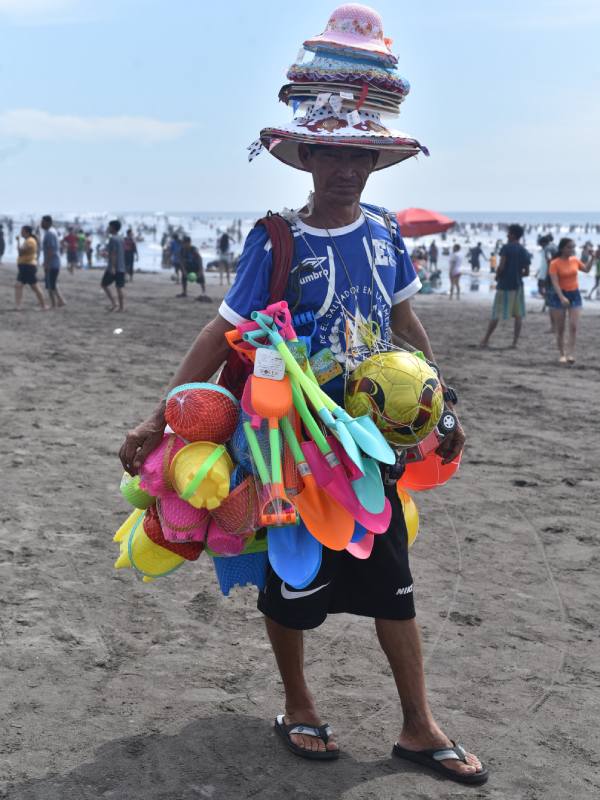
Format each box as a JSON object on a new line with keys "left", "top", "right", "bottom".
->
{"left": 435, "top": 416, "right": 465, "bottom": 464}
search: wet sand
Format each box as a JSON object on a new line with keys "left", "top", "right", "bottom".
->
{"left": 1, "top": 265, "right": 599, "bottom": 799}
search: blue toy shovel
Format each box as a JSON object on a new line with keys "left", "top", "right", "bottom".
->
{"left": 267, "top": 524, "right": 323, "bottom": 590}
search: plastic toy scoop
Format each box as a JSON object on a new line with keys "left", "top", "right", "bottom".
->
{"left": 267, "top": 524, "right": 323, "bottom": 590}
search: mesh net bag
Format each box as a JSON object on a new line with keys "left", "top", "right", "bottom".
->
{"left": 228, "top": 415, "right": 254, "bottom": 473}
{"left": 209, "top": 475, "right": 260, "bottom": 537}
{"left": 165, "top": 384, "right": 239, "bottom": 443}
{"left": 139, "top": 434, "right": 186, "bottom": 496}
{"left": 143, "top": 504, "right": 203, "bottom": 561}
{"left": 156, "top": 492, "right": 209, "bottom": 543}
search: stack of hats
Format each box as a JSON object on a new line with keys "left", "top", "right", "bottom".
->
{"left": 249, "top": 3, "right": 428, "bottom": 172}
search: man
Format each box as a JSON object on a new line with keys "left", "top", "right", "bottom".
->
{"left": 480, "top": 224, "right": 531, "bottom": 348}
{"left": 101, "top": 219, "right": 126, "bottom": 311}
{"left": 468, "top": 242, "right": 485, "bottom": 273}
{"left": 119, "top": 4, "right": 486, "bottom": 787}
{"left": 41, "top": 215, "right": 65, "bottom": 308}
{"left": 123, "top": 228, "right": 138, "bottom": 282}
{"left": 428, "top": 239, "right": 438, "bottom": 270}
{"left": 0, "top": 224, "right": 5, "bottom": 263}
{"left": 177, "top": 235, "right": 205, "bottom": 298}
{"left": 62, "top": 227, "right": 79, "bottom": 273}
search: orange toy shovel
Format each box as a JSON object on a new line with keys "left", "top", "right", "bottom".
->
{"left": 280, "top": 414, "right": 354, "bottom": 551}
{"left": 250, "top": 374, "right": 297, "bottom": 527}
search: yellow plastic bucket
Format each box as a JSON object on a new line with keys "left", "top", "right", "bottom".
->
{"left": 169, "top": 441, "right": 233, "bottom": 510}
{"left": 114, "top": 511, "right": 185, "bottom": 579}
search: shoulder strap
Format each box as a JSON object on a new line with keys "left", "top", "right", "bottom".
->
{"left": 254, "top": 211, "right": 295, "bottom": 301}
{"left": 218, "top": 212, "right": 295, "bottom": 397}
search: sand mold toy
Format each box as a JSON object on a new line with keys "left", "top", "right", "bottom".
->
{"left": 169, "top": 441, "right": 233, "bottom": 510}
{"left": 139, "top": 433, "right": 186, "bottom": 497}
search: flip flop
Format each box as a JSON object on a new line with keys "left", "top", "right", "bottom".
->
{"left": 392, "top": 741, "right": 488, "bottom": 785}
{"left": 275, "top": 714, "right": 339, "bottom": 761}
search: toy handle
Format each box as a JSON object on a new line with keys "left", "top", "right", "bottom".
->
{"left": 224, "top": 329, "right": 257, "bottom": 362}
{"left": 242, "top": 329, "right": 273, "bottom": 349}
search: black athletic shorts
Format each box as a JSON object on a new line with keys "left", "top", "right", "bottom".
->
{"left": 257, "top": 479, "right": 415, "bottom": 630}
{"left": 45, "top": 268, "right": 60, "bottom": 290}
{"left": 101, "top": 269, "right": 125, "bottom": 289}
{"left": 17, "top": 265, "right": 38, "bottom": 285}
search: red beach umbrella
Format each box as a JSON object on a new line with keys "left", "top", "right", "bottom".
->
{"left": 395, "top": 208, "right": 455, "bottom": 238}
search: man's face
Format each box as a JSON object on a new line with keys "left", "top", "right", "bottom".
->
{"left": 301, "top": 145, "right": 376, "bottom": 206}
{"left": 41, "top": 219, "right": 49, "bottom": 230}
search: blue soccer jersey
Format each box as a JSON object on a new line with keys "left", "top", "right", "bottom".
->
{"left": 219, "top": 203, "right": 421, "bottom": 402}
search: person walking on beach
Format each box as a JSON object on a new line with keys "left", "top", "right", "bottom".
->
{"left": 101, "top": 220, "right": 126, "bottom": 312}
{"left": 0, "top": 224, "right": 5, "bottom": 263}
{"left": 448, "top": 243, "right": 462, "bottom": 299}
{"left": 547, "top": 237, "right": 592, "bottom": 363}
{"left": 41, "top": 215, "right": 65, "bottom": 309}
{"left": 123, "top": 228, "right": 138, "bottom": 282}
{"left": 217, "top": 230, "right": 231, "bottom": 286}
{"left": 586, "top": 244, "right": 600, "bottom": 300}
{"left": 15, "top": 226, "right": 47, "bottom": 311}
{"left": 62, "top": 227, "right": 79, "bottom": 273}
{"left": 480, "top": 224, "right": 530, "bottom": 348}
{"left": 85, "top": 232, "right": 93, "bottom": 268}
{"left": 119, "top": 6, "right": 487, "bottom": 787}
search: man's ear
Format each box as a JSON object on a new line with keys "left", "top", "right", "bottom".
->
{"left": 298, "top": 143, "right": 311, "bottom": 166}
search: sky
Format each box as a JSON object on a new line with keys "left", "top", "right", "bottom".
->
{"left": 0, "top": 0, "right": 599, "bottom": 213}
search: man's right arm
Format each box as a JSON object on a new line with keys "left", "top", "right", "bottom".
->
{"left": 119, "top": 314, "right": 235, "bottom": 474}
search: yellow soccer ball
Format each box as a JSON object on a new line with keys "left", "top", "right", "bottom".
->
{"left": 345, "top": 351, "right": 444, "bottom": 447}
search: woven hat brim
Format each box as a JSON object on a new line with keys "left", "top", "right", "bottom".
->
{"left": 260, "top": 127, "right": 427, "bottom": 172}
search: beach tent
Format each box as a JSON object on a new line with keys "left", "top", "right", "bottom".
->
{"left": 395, "top": 208, "right": 455, "bottom": 237}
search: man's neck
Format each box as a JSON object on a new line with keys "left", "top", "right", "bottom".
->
{"left": 302, "top": 197, "right": 362, "bottom": 229}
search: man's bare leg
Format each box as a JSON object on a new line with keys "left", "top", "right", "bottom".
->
{"left": 103, "top": 286, "right": 117, "bottom": 310}
{"left": 511, "top": 316, "right": 522, "bottom": 348}
{"left": 376, "top": 618, "right": 482, "bottom": 778}
{"left": 265, "top": 617, "right": 338, "bottom": 754}
{"left": 480, "top": 318, "right": 498, "bottom": 347}
{"left": 116, "top": 286, "right": 124, "bottom": 311}
{"left": 31, "top": 284, "right": 47, "bottom": 309}
{"left": 15, "top": 283, "right": 24, "bottom": 310}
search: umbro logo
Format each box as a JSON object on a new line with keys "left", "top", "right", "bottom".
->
{"left": 396, "top": 584, "right": 414, "bottom": 596}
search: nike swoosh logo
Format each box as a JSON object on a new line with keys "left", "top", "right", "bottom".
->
{"left": 280, "top": 581, "right": 330, "bottom": 600}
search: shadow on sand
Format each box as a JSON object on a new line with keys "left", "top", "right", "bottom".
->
{"left": 5, "top": 714, "right": 435, "bottom": 800}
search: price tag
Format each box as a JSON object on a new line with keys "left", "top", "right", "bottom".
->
{"left": 346, "top": 110, "right": 361, "bottom": 126}
{"left": 340, "top": 91, "right": 354, "bottom": 100}
{"left": 254, "top": 348, "right": 286, "bottom": 381}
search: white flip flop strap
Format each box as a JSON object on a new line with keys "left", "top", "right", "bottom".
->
{"left": 433, "top": 744, "right": 467, "bottom": 762}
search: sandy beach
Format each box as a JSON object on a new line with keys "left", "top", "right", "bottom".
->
{"left": 1, "top": 265, "right": 599, "bottom": 800}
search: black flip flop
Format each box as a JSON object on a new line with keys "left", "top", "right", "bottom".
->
{"left": 392, "top": 741, "right": 488, "bottom": 785}
{"left": 274, "top": 714, "right": 339, "bottom": 761}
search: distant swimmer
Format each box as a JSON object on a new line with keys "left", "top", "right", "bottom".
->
{"left": 547, "top": 237, "right": 592, "bottom": 364}
{"left": 480, "top": 224, "right": 531, "bottom": 349}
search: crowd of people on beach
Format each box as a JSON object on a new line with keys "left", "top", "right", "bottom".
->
{"left": 2, "top": 212, "right": 598, "bottom": 363}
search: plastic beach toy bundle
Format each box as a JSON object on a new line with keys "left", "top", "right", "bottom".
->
{"left": 113, "top": 297, "right": 460, "bottom": 594}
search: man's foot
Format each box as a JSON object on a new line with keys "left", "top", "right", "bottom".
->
{"left": 396, "top": 725, "right": 483, "bottom": 780}
{"left": 175, "top": 293, "right": 187, "bottom": 298}
{"left": 479, "top": 340, "right": 489, "bottom": 349}
{"left": 281, "top": 708, "right": 338, "bottom": 755}
{"left": 567, "top": 355, "right": 575, "bottom": 363}
{"left": 559, "top": 354, "right": 567, "bottom": 364}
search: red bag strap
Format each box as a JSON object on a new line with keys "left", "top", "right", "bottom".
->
{"left": 218, "top": 212, "right": 295, "bottom": 396}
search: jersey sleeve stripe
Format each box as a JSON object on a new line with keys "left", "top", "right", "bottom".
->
{"left": 218, "top": 301, "right": 248, "bottom": 326}
{"left": 392, "top": 276, "right": 422, "bottom": 305}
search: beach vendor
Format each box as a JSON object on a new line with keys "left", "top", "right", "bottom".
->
{"left": 119, "top": 4, "right": 486, "bottom": 786}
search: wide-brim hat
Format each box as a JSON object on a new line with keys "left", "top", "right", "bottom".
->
{"left": 252, "top": 104, "right": 428, "bottom": 172}
{"left": 303, "top": 3, "right": 397, "bottom": 65}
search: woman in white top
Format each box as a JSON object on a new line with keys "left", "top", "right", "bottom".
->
{"left": 448, "top": 244, "right": 463, "bottom": 300}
